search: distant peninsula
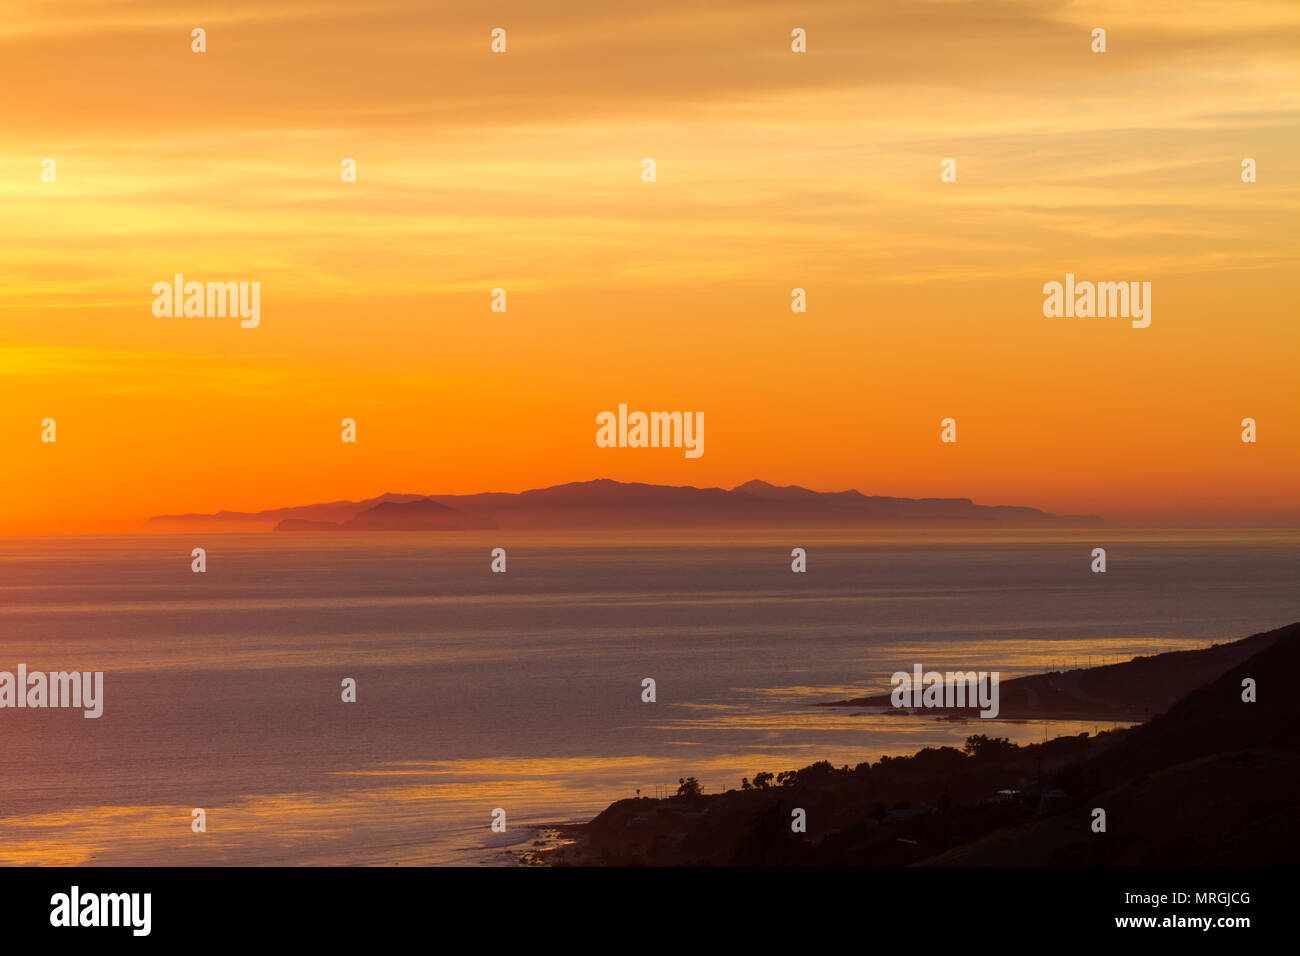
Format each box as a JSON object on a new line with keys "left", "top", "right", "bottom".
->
{"left": 142, "top": 479, "right": 1104, "bottom": 533}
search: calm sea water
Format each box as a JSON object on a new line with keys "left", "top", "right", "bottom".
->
{"left": 0, "top": 530, "right": 1296, "bottom": 865}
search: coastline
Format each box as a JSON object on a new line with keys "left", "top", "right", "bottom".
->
{"left": 533, "top": 621, "right": 1299, "bottom": 866}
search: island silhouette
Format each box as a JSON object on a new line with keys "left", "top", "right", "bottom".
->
{"left": 144, "top": 478, "right": 1103, "bottom": 532}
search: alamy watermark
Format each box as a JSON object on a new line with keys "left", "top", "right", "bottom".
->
{"left": 1043, "top": 273, "right": 1151, "bottom": 328}
{"left": 50, "top": 886, "right": 150, "bottom": 936}
{"left": 152, "top": 274, "right": 260, "bottom": 328}
{"left": 596, "top": 404, "right": 703, "bottom": 458}
{"left": 891, "top": 665, "right": 1000, "bottom": 718}
{"left": 0, "top": 665, "right": 103, "bottom": 718}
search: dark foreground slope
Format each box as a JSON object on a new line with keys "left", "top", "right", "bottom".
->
{"left": 539, "top": 622, "right": 1300, "bottom": 866}
{"left": 927, "top": 621, "right": 1300, "bottom": 865}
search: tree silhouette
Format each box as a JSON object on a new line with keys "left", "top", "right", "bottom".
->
{"left": 963, "top": 733, "right": 1017, "bottom": 759}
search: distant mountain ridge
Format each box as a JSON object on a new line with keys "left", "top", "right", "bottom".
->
{"left": 141, "top": 478, "right": 1103, "bottom": 532}
{"left": 277, "top": 499, "right": 495, "bottom": 532}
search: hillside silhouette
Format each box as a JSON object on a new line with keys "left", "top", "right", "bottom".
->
{"left": 821, "top": 627, "right": 1282, "bottom": 721}
{"left": 537, "top": 622, "right": 1299, "bottom": 866}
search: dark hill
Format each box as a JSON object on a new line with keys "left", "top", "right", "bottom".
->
{"left": 922, "top": 621, "right": 1300, "bottom": 864}
{"left": 538, "top": 622, "right": 1300, "bottom": 867}
{"left": 1056, "top": 620, "right": 1300, "bottom": 796}
{"left": 820, "top": 625, "right": 1286, "bottom": 720}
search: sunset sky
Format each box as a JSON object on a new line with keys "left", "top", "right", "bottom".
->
{"left": 2, "top": 0, "right": 1297, "bottom": 532}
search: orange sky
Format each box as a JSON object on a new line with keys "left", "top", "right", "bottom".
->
{"left": 1, "top": 0, "right": 1297, "bottom": 532}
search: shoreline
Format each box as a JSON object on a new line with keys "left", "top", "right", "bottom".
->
{"left": 532, "top": 621, "right": 1298, "bottom": 866}
{"left": 829, "top": 705, "right": 1148, "bottom": 723}
{"left": 508, "top": 825, "right": 582, "bottom": 867}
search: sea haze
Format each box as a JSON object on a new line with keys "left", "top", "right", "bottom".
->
{"left": 0, "top": 530, "right": 1296, "bottom": 865}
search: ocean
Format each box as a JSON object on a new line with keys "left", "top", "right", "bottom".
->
{"left": 0, "top": 529, "right": 1296, "bottom": 865}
